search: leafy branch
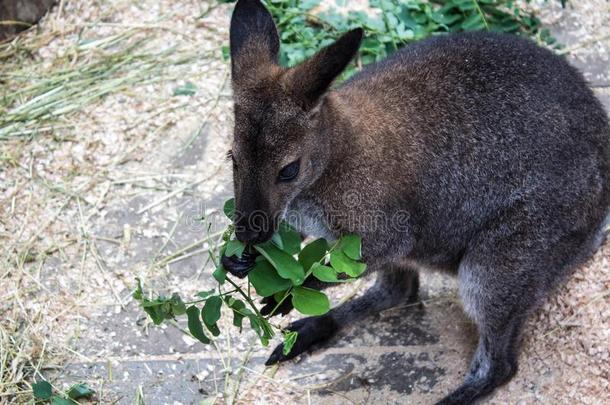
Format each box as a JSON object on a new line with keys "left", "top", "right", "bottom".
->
{"left": 32, "top": 380, "right": 94, "bottom": 404}
{"left": 134, "top": 198, "right": 367, "bottom": 355}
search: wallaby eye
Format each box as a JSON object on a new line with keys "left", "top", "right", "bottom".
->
{"left": 278, "top": 160, "right": 300, "bottom": 182}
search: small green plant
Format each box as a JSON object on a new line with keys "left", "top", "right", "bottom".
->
{"left": 32, "top": 380, "right": 94, "bottom": 404}
{"left": 221, "top": 0, "right": 561, "bottom": 79}
{"left": 134, "top": 198, "right": 366, "bottom": 354}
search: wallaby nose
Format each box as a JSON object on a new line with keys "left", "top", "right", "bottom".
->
{"left": 235, "top": 229, "right": 276, "bottom": 244}
{"left": 235, "top": 228, "right": 262, "bottom": 244}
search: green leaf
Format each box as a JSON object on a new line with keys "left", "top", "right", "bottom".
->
{"left": 271, "top": 290, "right": 292, "bottom": 314}
{"left": 206, "top": 322, "right": 221, "bottom": 337}
{"left": 282, "top": 331, "right": 299, "bottom": 355}
{"left": 298, "top": 238, "right": 328, "bottom": 271}
{"left": 431, "top": 10, "right": 462, "bottom": 26}
{"left": 223, "top": 198, "right": 235, "bottom": 219}
{"left": 224, "top": 239, "right": 245, "bottom": 258}
{"left": 227, "top": 298, "right": 246, "bottom": 329}
{"left": 363, "top": 13, "right": 386, "bottom": 32}
{"left": 271, "top": 232, "right": 284, "bottom": 250}
{"left": 142, "top": 304, "right": 165, "bottom": 325}
{"left": 170, "top": 293, "right": 186, "bottom": 316}
{"left": 291, "top": 287, "right": 330, "bottom": 316}
{"left": 248, "top": 316, "right": 264, "bottom": 345}
{"left": 213, "top": 267, "right": 227, "bottom": 284}
{"left": 221, "top": 45, "right": 230, "bottom": 61}
{"left": 248, "top": 315, "right": 274, "bottom": 346}
{"left": 385, "top": 12, "right": 399, "bottom": 29}
{"left": 461, "top": 13, "right": 485, "bottom": 31}
{"left": 254, "top": 243, "right": 305, "bottom": 285}
{"left": 233, "top": 312, "right": 245, "bottom": 329}
{"left": 248, "top": 260, "right": 292, "bottom": 297}
{"left": 196, "top": 289, "right": 215, "bottom": 299}
{"left": 133, "top": 278, "right": 143, "bottom": 300}
{"left": 202, "top": 296, "right": 222, "bottom": 332}
{"left": 138, "top": 292, "right": 185, "bottom": 323}
{"left": 340, "top": 234, "right": 362, "bottom": 260}
{"left": 455, "top": 0, "right": 477, "bottom": 12}
{"left": 67, "top": 383, "right": 94, "bottom": 399}
{"left": 329, "top": 249, "right": 367, "bottom": 277}
{"left": 311, "top": 263, "right": 340, "bottom": 282}
{"left": 173, "top": 82, "right": 197, "bottom": 96}
{"left": 299, "top": 0, "right": 320, "bottom": 10}
{"left": 276, "top": 222, "right": 302, "bottom": 255}
{"left": 51, "top": 397, "right": 73, "bottom": 405}
{"left": 186, "top": 305, "right": 210, "bottom": 344}
{"left": 32, "top": 380, "right": 53, "bottom": 400}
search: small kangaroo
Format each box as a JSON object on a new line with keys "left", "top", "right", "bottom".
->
{"left": 224, "top": 0, "right": 610, "bottom": 403}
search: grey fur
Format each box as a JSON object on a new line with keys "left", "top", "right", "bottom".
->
{"left": 284, "top": 196, "right": 335, "bottom": 241}
{"left": 226, "top": 1, "right": 610, "bottom": 403}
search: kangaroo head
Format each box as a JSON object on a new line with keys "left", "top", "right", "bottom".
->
{"left": 228, "top": 0, "right": 362, "bottom": 244}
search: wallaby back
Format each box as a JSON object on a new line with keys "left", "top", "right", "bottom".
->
{"left": 300, "top": 32, "right": 610, "bottom": 270}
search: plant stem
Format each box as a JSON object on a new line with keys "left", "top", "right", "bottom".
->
{"left": 472, "top": 0, "right": 490, "bottom": 30}
{"left": 267, "top": 288, "right": 294, "bottom": 319}
{"left": 225, "top": 276, "right": 263, "bottom": 319}
{"left": 184, "top": 289, "right": 238, "bottom": 305}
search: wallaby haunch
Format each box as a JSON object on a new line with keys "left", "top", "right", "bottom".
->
{"left": 223, "top": 0, "right": 610, "bottom": 403}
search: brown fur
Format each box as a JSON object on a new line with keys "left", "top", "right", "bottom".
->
{"left": 225, "top": 1, "right": 610, "bottom": 403}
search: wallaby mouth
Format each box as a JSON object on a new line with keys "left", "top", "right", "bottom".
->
{"left": 221, "top": 248, "right": 259, "bottom": 279}
{"left": 223, "top": 211, "right": 276, "bottom": 278}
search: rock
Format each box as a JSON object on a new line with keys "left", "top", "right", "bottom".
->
{"left": 0, "top": 0, "right": 55, "bottom": 40}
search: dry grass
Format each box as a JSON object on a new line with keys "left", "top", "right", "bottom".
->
{"left": 0, "top": 32, "right": 209, "bottom": 140}
{"left": 0, "top": 0, "right": 231, "bottom": 402}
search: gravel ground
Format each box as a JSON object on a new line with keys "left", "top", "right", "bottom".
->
{"left": 1, "top": 0, "right": 608, "bottom": 404}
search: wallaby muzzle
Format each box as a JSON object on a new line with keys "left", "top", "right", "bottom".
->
{"left": 234, "top": 210, "right": 275, "bottom": 244}
{"left": 222, "top": 208, "right": 275, "bottom": 278}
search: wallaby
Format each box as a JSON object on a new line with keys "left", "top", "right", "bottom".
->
{"left": 223, "top": 0, "right": 610, "bottom": 403}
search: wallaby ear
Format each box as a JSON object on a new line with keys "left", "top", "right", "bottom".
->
{"left": 284, "top": 28, "right": 363, "bottom": 110}
{"left": 230, "top": 0, "right": 280, "bottom": 81}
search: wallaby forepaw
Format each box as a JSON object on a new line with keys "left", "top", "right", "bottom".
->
{"left": 265, "top": 316, "right": 338, "bottom": 366}
{"left": 260, "top": 295, "right": 293, "bottom": 317}
{"left": 265, "top": 342, "right": 293, "bottom": 365}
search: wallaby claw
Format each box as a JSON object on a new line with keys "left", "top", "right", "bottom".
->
{"left": 265, "top": 316, "right": 338, "bottom": 366}
{"left": 435, "top": 383, "right": 490, "bottom": 405}
{"left": 265, "top": 342, "right": 293, "bottom": 365}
